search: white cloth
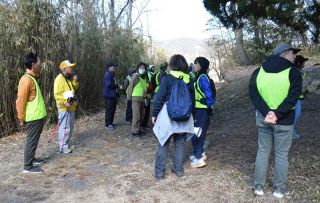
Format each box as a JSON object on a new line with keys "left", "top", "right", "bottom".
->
{"left": 153, "top": 103, "right": 194, "bottom": 146}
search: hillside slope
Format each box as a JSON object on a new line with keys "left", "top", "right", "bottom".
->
{"left": 0, "top": 76, "right": 319, "bottom": 202}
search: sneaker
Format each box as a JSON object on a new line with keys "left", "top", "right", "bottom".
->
{"left": 273, "top": 188, "right": 289, "bottom": 199}
{"left": 32, "top": 158, "right": 45, "bottom": 166}
{"left": 189, "top": 152, "right": 207, "bottom": 162}
{"left": 23, "top": 166, "right": 43, "bottom": 174}
{"left": 105, "top": 125, "right": 114, "bottom": 130}
{"left": 191, "top": 158, "right": 206, "bottom": 168}
{"left": 60, "top": 148, "right": 72, "bottom": 154}
{"left": 253, "top": 185, "right": 264, "bottom": 196}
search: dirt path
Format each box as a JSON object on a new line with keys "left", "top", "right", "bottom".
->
{"left": 1, "top": 93, "right": 319, "bottom": 202}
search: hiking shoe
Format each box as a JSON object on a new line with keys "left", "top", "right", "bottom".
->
{"left": 132, "top": 132, "right": 143, "bottom": 137}
{"left": 60, "top": 148, "right": 72, "bottom": 154}
{"left": 155, "top": 175, "right": 165, "bottom": 180}
{"left": 273, "top": 188, "right": 289, "bottom": 199}
{"left": 23, "top": 166, "right": 43, "bottom": 174}
{"left": 32, "top": 158, "right": 45, "bottom": 166}
{"left": 172, "top": 170, "right": 184, "bottom": 177}
{"left": 253, "top": 185, "right": 264, "bottom": 196}
{"left": 105, "top": 125, "right": 114, "bottom": 130}
{"left": 189, "top": 152, "right": 207, "bottom": 162}
{"left": 191, "top": 158, "right": 206, "bottom": 168}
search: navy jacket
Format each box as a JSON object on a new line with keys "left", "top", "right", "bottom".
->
{"left": 103, "top": 71, "right": 118, "bottom": 98}
{"left": 152, "top": 74, "right": 192, "bottom": 117}
{"left": 249, "top": 55, "right": 302, "bottom": 125}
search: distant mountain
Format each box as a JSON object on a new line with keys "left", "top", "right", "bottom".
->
{"left": 153, "top": 38, "right": 210, "bottom": 63}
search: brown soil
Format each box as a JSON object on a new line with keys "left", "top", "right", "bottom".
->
{"left": 0, "top": 77, "right": 319, "bottom": 203}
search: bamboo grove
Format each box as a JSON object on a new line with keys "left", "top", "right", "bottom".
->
{"left": 0, "top": 0, "right": 151, "bottom": 137}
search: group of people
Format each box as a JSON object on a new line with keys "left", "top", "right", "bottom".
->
{"left": 103, "top": 55, "right": 216, "bottom": 172}
{"left": 16, "top": 53, "right": 79, "bottom": 173}
{"left": 16, "top": 41, "right": 309, "bottom": 199}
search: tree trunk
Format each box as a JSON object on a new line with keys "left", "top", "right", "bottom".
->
{"left": 109, "top": 0, "right": 115, "bottom": 29}
{"left": 101, "top": 0, "right": 107, "bottom": 28}
{"left": 127, "top": 0, "right": 133, "bottom": 30}
{"left": 233, "top": 27, "right": 250, "bottom": 65}
{"left": 251, "top": 18, "right": 261, "bottom": 46}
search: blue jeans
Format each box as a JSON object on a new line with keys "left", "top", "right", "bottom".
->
{"left": 293, "top": 100, "right": 301, "bottom": 129}
{"left": 191, "top": 109, "right": 209, "bottom": 159}
{"left": 253, "top": 112, "right": 293, "bottom": 190}
{"left": 155, "top": 133, "right": 186, "bottom": 177}
{"left": 58, "top": 111, "right": 75, "bottom": 151}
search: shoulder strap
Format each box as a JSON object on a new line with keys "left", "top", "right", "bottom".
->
{"left": 63, "top": 75, "right": 73, "bottom": 91}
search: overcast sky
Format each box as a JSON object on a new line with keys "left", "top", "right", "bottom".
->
{"left": 134, "top": 0, "right": 213, "bottom": 41}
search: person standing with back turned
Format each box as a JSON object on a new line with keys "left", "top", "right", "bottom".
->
{"left": 152, "top": 54, "right": 192, "bottom": 180}
{"left": 249, "top": 42, "right": 302, "bottom": 199}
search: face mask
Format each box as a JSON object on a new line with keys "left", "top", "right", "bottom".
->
{"left": 138, "top": 69, "right": 145, "bottom": 75}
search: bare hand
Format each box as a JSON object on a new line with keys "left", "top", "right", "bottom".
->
{"left": 264, "top": 111, "right": 277, "bottom": 124}
{"left": 152, "top": 117, "right": 156, "bottom": 124}
{"left": 66, "top": 102, "right": 72, "bottom": 108}
{"left": 73, "top": 75, "right": 78, "bottom": 82}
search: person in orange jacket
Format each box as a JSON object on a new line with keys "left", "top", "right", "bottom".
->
{"left": 16, "top": 52, "right": 47, "bottom": 174}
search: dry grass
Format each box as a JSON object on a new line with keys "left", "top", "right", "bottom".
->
{"left": 0, "top": 79, "right": 319, "bottom": 202}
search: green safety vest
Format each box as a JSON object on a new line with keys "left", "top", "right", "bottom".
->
{"left": 256, "top": 67, "right": 291, "bottom": 110}
{"left": 20, "top": 74, "right": 47, "bottom": 122}
{"left": 194, "top": 74, "right": 209, "bottom": 109}
{"left": 132, "top": 76, "right": 147, "bottom": 97}
{"left": 148, "top": 72, "right": 154, "bottom": 81}
{"left": 154, "top": 70, "right": 165, "bottom": 93}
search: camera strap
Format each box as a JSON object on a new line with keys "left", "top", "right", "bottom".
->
{"left": 64, "top": 76, "right": 74, "bottom": 91}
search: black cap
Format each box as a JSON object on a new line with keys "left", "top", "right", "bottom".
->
{"left": 106, "top": 62, "right": 117, "bottom": 68}
{"left": 194, "top": 57, "right": 210, "bottom": 73}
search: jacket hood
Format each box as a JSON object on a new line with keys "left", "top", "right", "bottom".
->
{"left": 262, "top": 55, "right": 294, "bottom": 73}
{"left": 169, "top": 70, "right": 190, "bottom": 83}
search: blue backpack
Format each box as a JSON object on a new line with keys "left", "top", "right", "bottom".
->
{"left": 167, "top": 77, "right": 192, "bottom": 121}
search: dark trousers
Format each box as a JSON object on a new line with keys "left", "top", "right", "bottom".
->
{"left": 191, "top": 109, "right": 210, "bottom": 159}
{"left": 126, "top": 100, "right": 132, "bottom": 122}
{"left": 24, "top": 119, "right": 44, "bottom": 169}
{"left": 105, "top": 97, "right": 117, "bottom": 126}
{"left": 141, "top": 100, "right": 150, "bottom": 127}
{"left": 155, "top": 133, "right": 186, "bottom": 177}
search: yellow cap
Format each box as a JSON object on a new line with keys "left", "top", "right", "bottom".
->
{"left": 59, "top": 60, "right": 76, "bottom": 69}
